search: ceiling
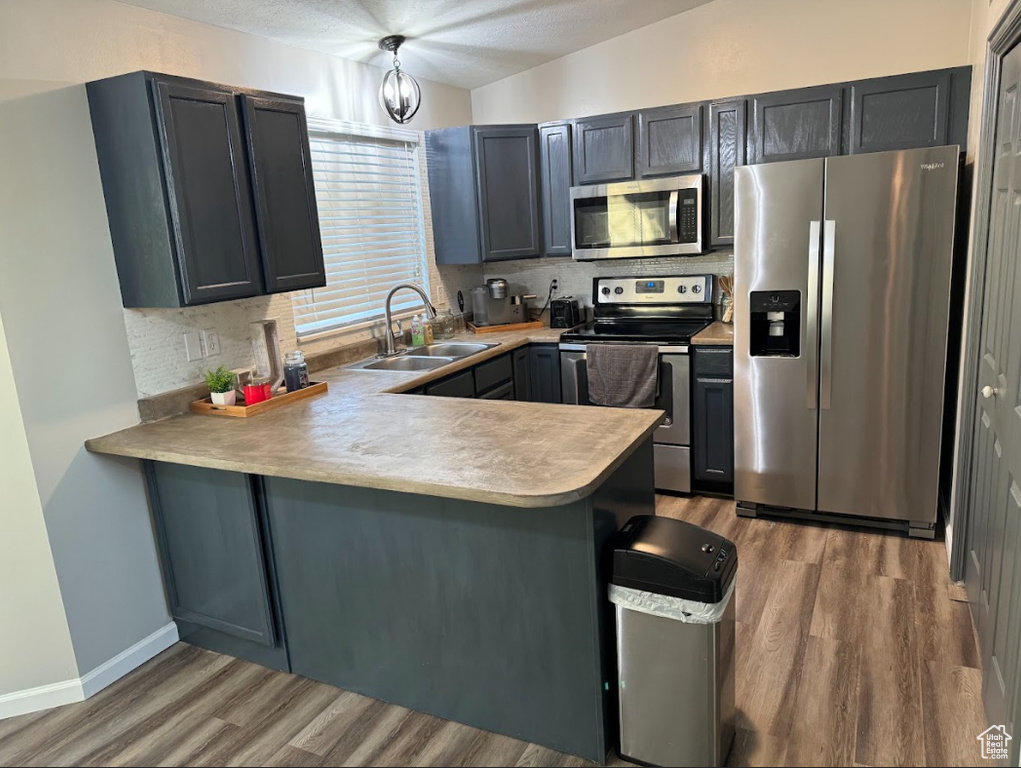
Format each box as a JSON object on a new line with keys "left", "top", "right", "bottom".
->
{"left": 115, "top": 0, "right": 713, "bottom": 90}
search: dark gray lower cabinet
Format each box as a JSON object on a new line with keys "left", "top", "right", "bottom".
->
{"left": 144, "top": 462, "right": 289, "bottom": 670}
{"left": 691, "top": 347, "right": 734, "bottom": 492}
{"left": 261, "top": 439, "right": 655, "bottom": 761}
{"left": 513, "top": 347, "right": 531, "bottom": 401}
{"left": 528, "top": 345, "right": 562, "bottom": 403}
{"left": 425, "top": 369, "right": 475, "bottom": 398}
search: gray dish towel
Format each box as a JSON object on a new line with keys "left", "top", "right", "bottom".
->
{"left": 586, "top": 344, "right": 658, "bottom": 408}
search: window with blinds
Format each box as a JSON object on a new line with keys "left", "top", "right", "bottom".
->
{"left": 291, "top": 128, "right": 429, "bottom": 337}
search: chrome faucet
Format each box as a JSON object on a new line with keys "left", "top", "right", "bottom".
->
{"left": 384, "top": 283, "right": 436, "bottom": 356}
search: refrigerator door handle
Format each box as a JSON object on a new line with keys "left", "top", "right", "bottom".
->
{"left": 806, "top": 221, "right": 821, "bottom": 410}
{"left": 820, "top": 219, "right": 836, "bottom": 409}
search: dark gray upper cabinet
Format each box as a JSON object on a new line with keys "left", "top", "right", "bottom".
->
{"left": 88, "top": 71, "right": 321, "bottom": 307}
{"left": 539, "top": 122, "right": 573, "bottom": 257}
{"left": 572, "top": 113, "right": 635, "bottom": 184}
{"left": 848, "top": 68, "right": 971, "bottom": 154}
{"left": 749, "top": 85, "right": 843, "bottom": 163}
{"left": 426, "top": 125, "right": 541, "bottom": 265}
{"left": 474, "top": 126, "right": 542, "bottom": 261}
{"left": 707, "top": 99, "right": 747, "bottom": 247}
{"left": 147, "top": 462, "right": 277, "bottom": 647}
{"left": 240, "top": 94, "right": 326, "bottom": 293}
{"left": 636, "top": 103, "right": 704, "bottom": 177}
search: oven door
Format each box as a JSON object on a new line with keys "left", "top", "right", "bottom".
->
{"left": 560, "top": 346, "right": 691, "bottom": 492}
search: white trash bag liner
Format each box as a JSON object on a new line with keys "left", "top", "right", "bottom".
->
{"left": 609, "top": 579, "right": 735, "bottom": 625}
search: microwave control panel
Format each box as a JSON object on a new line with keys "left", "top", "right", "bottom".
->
{"left": 678, "top": 188, "right": 699, "bottom": 243}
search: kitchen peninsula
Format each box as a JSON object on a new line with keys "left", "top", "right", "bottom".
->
{"left": 85, "top": 332, "right": 661, "bottom": 762}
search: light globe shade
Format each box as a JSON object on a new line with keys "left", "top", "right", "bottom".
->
{"left": 379, "top": 68, "right": 421, "bottom": 124}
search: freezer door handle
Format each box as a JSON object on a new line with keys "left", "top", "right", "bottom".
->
{"left": 806, "top": 221, "right": 821, "bottom": 410}
{"left": 820, "top": 220, "right": 836, "bottom": 410}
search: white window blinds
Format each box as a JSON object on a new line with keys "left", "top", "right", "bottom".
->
{"left": 292, "top": 128, "right": 429, "bottom": 337}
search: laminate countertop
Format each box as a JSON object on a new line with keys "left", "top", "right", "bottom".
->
{"left": 691, "top": 320, "right": 734, "bottom": 346}
{"left": 85, "top": 328, "right": 664, "bottom": 508}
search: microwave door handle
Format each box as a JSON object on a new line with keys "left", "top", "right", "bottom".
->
{"left": 668, "top": 190, "right": 679, "bottom": 243}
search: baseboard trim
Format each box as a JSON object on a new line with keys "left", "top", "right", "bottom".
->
{"left": 0, "top": 621, "right": 178, "bottom": 720}
{"left": 80, "top": 622, "right": 179, "bottom": 699}
{"left": 0, "top": 678, "right": 84, "bottom": 721}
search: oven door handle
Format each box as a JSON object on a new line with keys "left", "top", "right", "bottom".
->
{"left": 668, "top": 190, "right": 680, "bottom": 243}
{"left": 558, "top": 343, "right": 689, "bottom": 354}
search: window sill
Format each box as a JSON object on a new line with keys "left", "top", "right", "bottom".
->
{"left": 297, "top": 307, "right": 424, "bottom": 345}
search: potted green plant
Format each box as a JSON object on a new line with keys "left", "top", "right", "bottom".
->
{"left": 204, "top": 365, "right": 237, "bottom": 406}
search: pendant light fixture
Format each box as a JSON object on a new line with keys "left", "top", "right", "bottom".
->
{"left": 378, "top": 35, "right": 421, "bottom": 125}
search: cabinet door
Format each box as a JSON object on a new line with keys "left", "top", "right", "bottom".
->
{"left": 708, "top": 99, "right": 747, "bottom": 248}
{"left": 572, "top": 114, "right": 635, "bottom": 184}
{"left": 539, "top": 123, "right": 573, "bottom": 257}
{"left": 152, "top": 79, "right": 263, "bottom": 304}
{"left": 636, "top": 103, "right": 703, "bottom": 177}
{"left": 473, "top": 126, "right": 542, "bottom": 262}
{"left": 147, "top": 462, "right": 277, "bottom": 647}
{"left": 848, "top": 70, "right": 952, "bottom": 154}
{"left": 529, "top": 345, "right": 562, "bottom": 403}
{"left": 692, "top": 376, "right": 734, "bottom": 484}
{"left": 240, "top": 94, "right": 326, "bottom": 293}
{"left": 749, "top": 85, "right": 843, "bottom": 164}
{"left": 513, "top": 347, "right": 532, "bottom": 401}
{"left": 426, "top": 369, "right": 476, "bottom": 398}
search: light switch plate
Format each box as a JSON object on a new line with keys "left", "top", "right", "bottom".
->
{"left": 183, "top": 331, "right": 202, "bottom": 362}
{"left": 202, "top": 329, "right": 221, "bottom": 356}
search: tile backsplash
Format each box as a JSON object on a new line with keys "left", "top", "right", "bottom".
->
{"left": 482, "top": 251, "right": 735, "bottom": 310}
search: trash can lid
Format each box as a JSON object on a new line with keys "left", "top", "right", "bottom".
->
{"left": 610, "top": 515, "right": 738, "bottom": 603}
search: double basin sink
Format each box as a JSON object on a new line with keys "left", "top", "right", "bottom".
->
{"left": 348, "top": 342, "right": 498, "bottom": 372}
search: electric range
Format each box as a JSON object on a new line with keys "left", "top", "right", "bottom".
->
{"left": 559, "top": 275, "right": 716, "bottom": 494}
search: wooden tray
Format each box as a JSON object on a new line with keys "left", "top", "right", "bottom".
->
{"left": 190, "top": 381, "right": 328, "bottom": 418}
{"left": 467, "top": 320, "right": 545, "bottom": 334}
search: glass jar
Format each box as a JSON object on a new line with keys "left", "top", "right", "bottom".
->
{"left": 283, "top": 350, "right": 309, "bottom": 392}
{"left": 435, "top": 309, "right": 456, "bottom": 339}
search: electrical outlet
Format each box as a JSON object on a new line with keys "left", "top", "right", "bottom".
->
{"left": 202, "top": 329, "right": 221, "bottom": 356}
{"left": 183, "top": 331, "right": 203, "bottom": 362}
{"left": 551, "top": 278, "right": 559, "bottom": 293}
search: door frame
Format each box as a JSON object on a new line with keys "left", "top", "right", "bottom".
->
{"left": 952, "top": 0, "right": 1021, "bottom": 579}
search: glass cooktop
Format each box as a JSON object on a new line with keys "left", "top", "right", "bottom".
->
{"left": 560, "top": 319, "right": 712, "bottom": 344}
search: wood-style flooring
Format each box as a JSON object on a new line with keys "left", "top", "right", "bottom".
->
{"left": 0, "top": 496, "right": 987, "bottom": 767}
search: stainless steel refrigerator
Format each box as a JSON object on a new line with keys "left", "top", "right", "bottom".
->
{"left": 733, "top": 145, "right": 959, "bottom": 538}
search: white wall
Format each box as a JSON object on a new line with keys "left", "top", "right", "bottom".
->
{"left": 0, "top": 0, "right": 471, "bottom": 708}
{"left": 470, "top": 0, "right": 974, "bottom": 306}
{"left": 0, "top": 308, "right": 79, "bottom": 702}
{"left": 471, "top": 0, "right": 974, "bottom": 124}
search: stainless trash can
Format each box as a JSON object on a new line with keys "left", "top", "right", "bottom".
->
{"left": 610, "top": 515, "right": 737, "bottom": 767}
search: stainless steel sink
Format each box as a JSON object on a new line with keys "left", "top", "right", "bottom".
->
{"left": 412, "top": 342, "right": 497, "bottom": 358}
{"left": 362, "top": 356, "right": 454, "bottom": 371}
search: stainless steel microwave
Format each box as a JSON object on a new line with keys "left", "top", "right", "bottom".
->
{"left": 570, "top": 174, "right": 705, "bottom": 260}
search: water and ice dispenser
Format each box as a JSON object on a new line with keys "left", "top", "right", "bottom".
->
{"left": 749, "top": 291, "right": 801, "bottom": 357}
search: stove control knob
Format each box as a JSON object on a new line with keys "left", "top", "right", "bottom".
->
{"left": 614, "top": 286, "right": 624, "bottom": 295}
{"left": 677, "top": 285, "right": 687, "bottom": 294}
{"left": 601, "top": 286, "right": 611, "bottom": 296}
{"left": 692, "top": 284, "right": 702, "bottom": 294}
